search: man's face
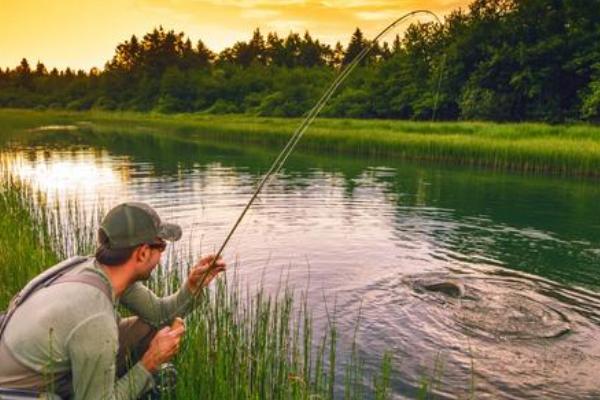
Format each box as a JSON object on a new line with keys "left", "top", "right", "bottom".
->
{"left": 136, "top": 239, "right": 166, "bottom": 280}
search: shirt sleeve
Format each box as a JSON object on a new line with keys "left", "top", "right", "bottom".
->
{"left": 120, "top": 281, "right": 196, "bottom": 328}
{"left": 66, "top": 313, "right": 154, "bottom": 400}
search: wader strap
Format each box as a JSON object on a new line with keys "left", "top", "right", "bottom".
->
{"left": 52, "top": 272, "right": 112, "bottom": 301}
{"left": 0, "top": 256, "right": 91, "bottom": 341}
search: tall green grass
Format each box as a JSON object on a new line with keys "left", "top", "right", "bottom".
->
{"left": 1, "top": 109, "right": 600, "bottom": 177}
{"left": 0, "top": 175, "right": 406, "bottom": 399}
{"left": 0, "top": 176, "right": 57, "bottom": 306}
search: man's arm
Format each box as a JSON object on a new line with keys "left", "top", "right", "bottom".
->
{"left": 67, "top": 313, "right": 154, "bottom": 400}
{"left": 121, "top": 255, "right": 226, "bottom": 328}
{"left": 120, "top": 282, "right": 194, "bottom": 328}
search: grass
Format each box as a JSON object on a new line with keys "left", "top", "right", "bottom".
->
{"left": 1, "top": 109, "right": 600, "bottom": 177}
{"left": 0, "top": 176, "right": 57, "bottom": 306}
{"left": 0, "top": 174, "right": 409, "bottom": 399}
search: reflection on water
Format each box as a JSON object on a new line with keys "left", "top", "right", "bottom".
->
{"left": 2, "top": 130, "right": 600, "bottom": 399}
{"left": 4, "top": 149, "right": 123, "bottom": 199}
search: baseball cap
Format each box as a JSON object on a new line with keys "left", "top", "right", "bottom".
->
{"left": 99, "top": 202, "right": 182, "bottom": 249}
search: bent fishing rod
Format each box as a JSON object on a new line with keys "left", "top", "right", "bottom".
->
{"left": 199, "top": 10, "right": 443, "bottom": 287}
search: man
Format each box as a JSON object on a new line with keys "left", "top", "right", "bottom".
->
{"left": 0, "top": 202, "right": 226, "bottom": 399}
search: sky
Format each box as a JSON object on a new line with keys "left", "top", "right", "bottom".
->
{"left": 0, "top": 0, "right": 471, "bottom": 71}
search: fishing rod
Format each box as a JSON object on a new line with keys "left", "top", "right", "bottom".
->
{"left": 198, "top": 10, "right": 443, "bottom": 286}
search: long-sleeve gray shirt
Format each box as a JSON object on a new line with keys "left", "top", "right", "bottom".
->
{"left": 0, "top": 257, "right": 196, "bottom": 399}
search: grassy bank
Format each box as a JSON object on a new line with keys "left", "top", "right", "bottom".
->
{"left": 1, "top": 109, "right": 600, "bottom": 177}
{"left": 0, "top": 176, "right": 420, "bottom": 399}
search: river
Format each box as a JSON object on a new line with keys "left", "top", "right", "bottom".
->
{"left": 2, "top": 127, "right": 600, "bottom": 399}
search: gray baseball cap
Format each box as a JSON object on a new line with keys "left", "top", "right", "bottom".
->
{"left": 100, "top": 202, "right": 182, "bottom": 249}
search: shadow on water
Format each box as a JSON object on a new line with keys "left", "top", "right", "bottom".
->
{"left": 4, "top": 126, "right": 600, "bottom": 399}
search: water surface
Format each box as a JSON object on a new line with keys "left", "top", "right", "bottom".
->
{"left": 2, "top": 128, "right": 600, "bottom": 399}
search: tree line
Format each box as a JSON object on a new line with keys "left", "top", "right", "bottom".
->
{"left": 1, "top": 0, "right": 599, "bottom": 122}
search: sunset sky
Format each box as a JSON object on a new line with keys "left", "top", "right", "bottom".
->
{"left": 0, "top": 0, "right": 471, "bottom": 71}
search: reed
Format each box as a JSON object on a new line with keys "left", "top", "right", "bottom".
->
{"left": 0, "top": 176, "right": 57, "bottom": 306}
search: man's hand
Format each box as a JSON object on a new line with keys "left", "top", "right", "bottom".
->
{"left": 187, "top": 254, "right": 226, "bottom": 293}
{"left": 141, "top": 318, "right": 185, "bottom": 373}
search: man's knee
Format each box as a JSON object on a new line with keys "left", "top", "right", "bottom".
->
{"left": 116, "top": 317, "right": 157, "bottom": 377}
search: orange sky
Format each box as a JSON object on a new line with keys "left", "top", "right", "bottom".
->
{"left": 0, "top": 0, "right": 471, "bottom": 70}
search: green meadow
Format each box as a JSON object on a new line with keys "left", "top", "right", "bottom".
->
{"left": 1, "top": 109, "right": 600, "bottom": 177}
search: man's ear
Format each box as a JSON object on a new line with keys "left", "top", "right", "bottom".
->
{"left": 133, "top": 244, "right": 150, "bottom": 263}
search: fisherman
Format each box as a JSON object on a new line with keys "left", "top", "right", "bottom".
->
{"left": 0, "top": 202, "right": 226, "bottom": 399}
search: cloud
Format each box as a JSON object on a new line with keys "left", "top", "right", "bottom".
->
{"left": 355, "top": 10, "right": 398, "bottom": 21}
{"left": 241, "top": 9, "right": 281, "bottom": 19}
{"left": 266, "top": 19, "right": 309, "bottom": 32}
{"left": 134, "top": 0, "right": 471, "bottom": 49}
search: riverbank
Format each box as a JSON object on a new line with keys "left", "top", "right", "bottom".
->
{"left": 1, "top": 109, "right": 599, "bottom": 178}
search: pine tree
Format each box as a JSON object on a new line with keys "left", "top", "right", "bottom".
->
{"left": 265, "top": 32, "right": 285, "bottom": 66}
{"left": 380, "top": 42, "right": 392, "bottom": 60}
{"left": 298, "top": 32, "right": 327, "bottom": 67}
{"left": 342, "top": 28, "right": 369, "bottom": 66}
{"left": 35, "top": 61, "right": 47, "bottom": 76}
{"left": 222, "top": 28, "right": 267, "bottom": 67}
{"left": 16, "top": 58, "right": 32, "bottom": 87}
{"left": 392, "top": 34, "right": 402, "bottom": 54}
{"left": 284, "top": 33, "right": 302, "bottom": 67}
{"left": 16, "top": 58, "right": 31, "bottom": 76}
{"left": 108, "top": 34, "right": 141, "bottom": 72}
{"left": 248, "top": 28, "right": 266, "bottom": 65}
{"left": 196, "top": 39, "right": 215, "bottom": 67}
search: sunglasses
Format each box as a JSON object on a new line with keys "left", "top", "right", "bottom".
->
{"left": 148, "top": 240, "right": 167, "bottom": 252}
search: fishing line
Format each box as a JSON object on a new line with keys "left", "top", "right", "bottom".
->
{"left": 201, "top": 10, "right": 443, "bottom": 279}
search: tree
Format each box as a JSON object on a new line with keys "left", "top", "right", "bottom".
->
{"left": 108, "top": 34, "right": 141, "bottom": 72}
{"left": 195, "top": 40, "right": 215, "bottom": 67}
{"left": 379, "top": 42, "right": 392, "bottom": 61}
{"left": 581, "top": 64, "right": 600, "bottom": 120}
{"left": 331, "top": 42, "right": 345, "bottom": 69}
{"left": 220, "top": 29, "right": 267, "bottom": 67}
{"left": 392, "top": 34, "right": 401, "bottom": 54}
{"left": 342, "top": 28, "right": 369, "bottom": 66}
{"left": 283, "top": 33, "right": 302, "bottom": 67}
{"left": 16, "top": 58, "right": 32, "bottom": 87}
{"left": 248, "top": 28, "right": 266, "bottom": 65}
{"left": 157, "top": 66, "right": 195, "bottom": 112}
{"left": 16, "top": 58, "right": 31, "bottom": 76}
{"left": 140, "top": 27, "right": 187, "bottom": 77}
{"left": 265, "top": 32, "right": 286, "bottom": 66}
{"left": 35, "top": 61, "right": 47, "bottom": 76}
{"left": 298, "top": 32, "right": 329, "bottom": 67}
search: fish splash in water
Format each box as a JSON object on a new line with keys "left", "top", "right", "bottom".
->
{"left": 406, "top": 272, "right": 571, "bottom": 340}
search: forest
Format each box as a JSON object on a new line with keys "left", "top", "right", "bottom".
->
{"left": 1, "top": 0, "right": 599, "bottom": 122}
